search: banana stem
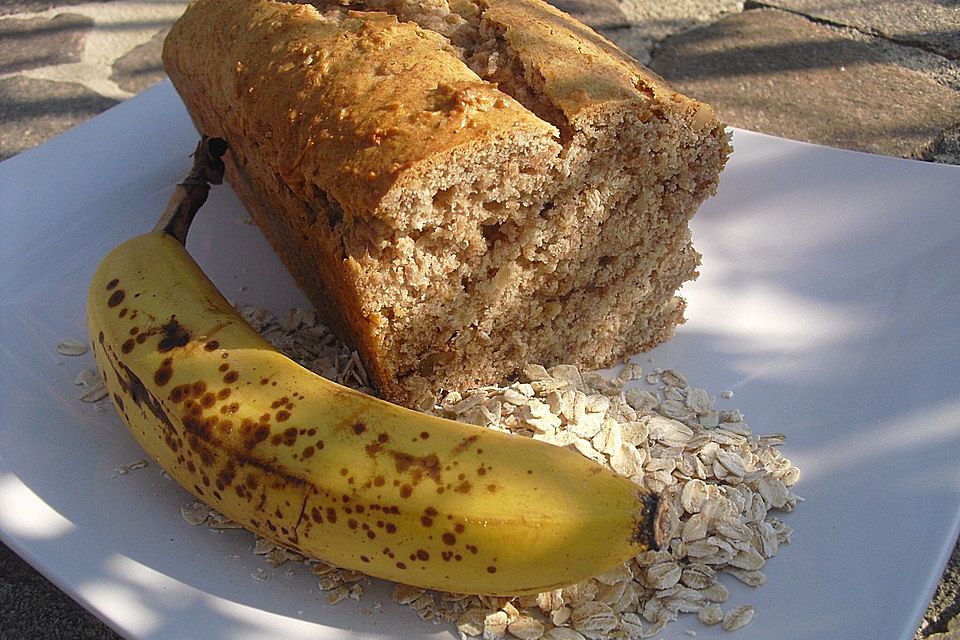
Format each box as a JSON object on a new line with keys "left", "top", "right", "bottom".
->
{"left": 153, "top": 136, "right": 228, "bottom": 245}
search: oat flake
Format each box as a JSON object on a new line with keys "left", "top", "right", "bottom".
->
{"left": 722, "top": 605, "right": 755, "bottom": 631}
{"left": 57, "top": 339, "right": 88, "bottom": 356}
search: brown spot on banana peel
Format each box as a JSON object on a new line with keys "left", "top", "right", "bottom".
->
{"left": 167, "top": 398, "right": 307, "bottom": 491}
{"left": 451, "top": 434, "right": 479, "bottom": 455}
{"left": 157, "top": 316, "right": 192, "bottom": 352}
{"left": 107, "top": 289, "right": 125, "bottom": 307}
{"left": 390, "top": 451, "right": 442, "bottom": 484}
{"left": 112, "top": 359, "right": 176, "bottom": 435}
{"left": 154, "top": 357, "right": 174, "bottom": 386}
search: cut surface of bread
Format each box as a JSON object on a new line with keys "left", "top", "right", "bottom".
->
{"left": 163, "top": 0, "right": 731, "bottom": 407}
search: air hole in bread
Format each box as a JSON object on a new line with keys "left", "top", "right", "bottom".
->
{"left": 432, "top": 186, "right": 456, "bottom": 210}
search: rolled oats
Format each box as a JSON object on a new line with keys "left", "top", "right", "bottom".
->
{"left": 568, "top": 438, "right": 606, "bottom": 465}
{"left": 596, "top": 580, "right": 628, "bottom": 607}
{"left": 721, "top": 605, "right": 755, "bottom": 631}
{"left": 623, "top": 388, "right": 659, "bottom": 412}
{"left": 725, "top": 568, "right": 766, "bottom": 587}
{"left": 570, "top": 602, "right": 617, "bottom": 634}
{"left": 550, "top": 605, "right": 572, "bottom": 627}
{"left": 536, "top": 590, "right": 564, "bottom": 613}
{"left": 458, "top": 609, "right": 489, "bottom": 638}
{"left": 662, "top": 586, "right": 707, "bottom": 613}
{"left": 319, "top": 574, "right": 343, "bottom": 591}
{"left": 253, "top": 537, "right": 276, "bottom": 555}
{"left": 179, "top": 502, "right": 211, "bottom": 525}
{"left": 684, "top": 388, "right": 712, "bottom": 414}
{"left": 699, "top": 581, "right": 730, "bottom": 604}
{"left": 594, "top": 563, "right": 633, "bottom": 586}
{"left": 679, "top": 565, "right": 714, "bottom": 590}
{"left": 507, "top": 616, "right": 545, "bottom": 640}
{"left": 609, "top": 442, "right": 646, "bottom": 477}
{"left": 681, "top": 512, "right": 711, "bottom": 542}
{"left": 562, "top": 581, "right": 600, "bottom": 608}
{"left": 80, "top": 383, "right": 109, "bottom": 403}
{"left": 57, "top": 339, "right": 88, "bottom": 356}
{"left": 393, "top": 584, "right": 425, "bottom": 605}
{"left": 349, "top": 582, "right": 365, "bottom": 601}
{"left": 729, "top": 548, "right": 765, "bottom": 572}
{"left": 73, "top": 367, "right": 100, "bottom": 387}
{"left": 643, "top": 561, "right": 682, "bottom": 590}
{"left": 617, "top": 363, "right": 644, "bottom": 383}
{"left": 206, "top": 510, "right": 243, "bottom": 529}
{"left": 310, "top": 561, "right": 338, "bottom": 576}
{"left": 714, "top": 450, "right": 748, "bottom": 478}
{"left": 157, "top": 309, "right": 803, "bottom": 638}
{"left": 327, "top": 585, "right": 351, "bottom": 605}
{"left": 661, "top": 369, "right": 688, "bottom": 388}
{"left": 264, "top": 546, "right": 289, "bottom": 567}
{"left": 697, "top": 603, "right": 724, "bottom": 626}
{"left": 663, "top": 385, "right": 686, "bottom": 403}
{"left": 501, "top": 602, "right": 521, "bottom": 624}
{"left": 542, "top": 628, "right": 586, "bottom": 640}
{"left": 484, "top": 610, "right": 510, "bottom": 640}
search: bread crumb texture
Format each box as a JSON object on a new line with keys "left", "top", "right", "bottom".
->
{"left": 162, "top": 0, "right": 732, "bottom": 407}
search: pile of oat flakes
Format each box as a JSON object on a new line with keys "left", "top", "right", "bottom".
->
{"left": 147, "top": 306, "right": 802, "bottom": 639}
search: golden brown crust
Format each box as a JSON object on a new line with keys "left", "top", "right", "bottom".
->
{"left": 163, "top": 0, "right": 731, "bottom": 407}
{"left": 163, "top": 0, "right": 557, "bottom": 220}
{"left": 480, "top": 0, "right": 675, "bottom": 126}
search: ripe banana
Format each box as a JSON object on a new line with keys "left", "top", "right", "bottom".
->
{"left": 86, "top": 138, "right": 664, "bottom": 596}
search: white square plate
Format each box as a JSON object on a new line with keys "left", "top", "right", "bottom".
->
{"left": 1, "top": 81, "right": 958, "bottom": 640}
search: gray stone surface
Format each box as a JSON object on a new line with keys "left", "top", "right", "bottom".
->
{"left": 598, "top": 24, "right": 654, "bottom": 63}
{"left": 0, "top": 12, "right": 93, "bottom": 75}
{"left": 0, "top": 0, "right": 112, "bottom": 16}
{"left": 0, "top": 541, "right": 122, "bottom": 640}
{"left": 922, "top": 125, "right": 960, "bottom": 164}
{"left": 923, "top": 542, "right": 960, "bottom": 637}
{"left": 614, "top": 0, "right": 743, "bottom": 41}
{"left": 753, "top": 0, "right": 960, "bottom": 60}
{"left": 648, "top": 7, "right": 960, "bottom": 158}
{"left": 0, "top": 75, "right": 118, "bottom": 160}
{"left": 110, "top": 27, "right": 167, "bottom": 94}
{"left": 551, "top": 0, "right": 631, "bottom": 29}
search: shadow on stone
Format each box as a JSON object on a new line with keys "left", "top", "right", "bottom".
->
{"left": 649, "top": 8, "right": 960, "bottom": 159}
{"left": 110, "top": 28, "right": 168, "bottom": 95}
{"left": 0, "top": 76, "right": 118, "bottom": 160}
{"left": 0, "top": 13, "right": 93, "bottom": 75}
{"left": 0, "top": 0, "right": 109, "bottom": 16}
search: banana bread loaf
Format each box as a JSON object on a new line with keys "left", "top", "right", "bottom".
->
{"left": 162, "top": 0, "right": 731, "bottom": 408}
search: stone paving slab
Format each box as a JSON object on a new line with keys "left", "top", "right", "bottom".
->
{"left": 0, "top": 74, "right": 117, "bottom": 158}
{"left": 647, "top": 7, "right": 960, "bottom": 159}
{"left": 754, "top": 0, "right": 960, "bottom": 60}
{"left": 109, "top": 26, "right": 166, "bottom": 94}
{"left": 614, "top": 0, "right": 742, "bottom": 40}
{"left": 551, "top": 0, "right": 631, "bottom": 29}
{"left": 0, "top": 0, "right": 110, "bottom": 15}
{"left": 0, "top": 541, "right": 121, "bottom": 640}
{"left": 0, "top": 2, "right": 189, "bottom": 102}
{"left": 0, "top": 12, "right": 93, "bottom": 75}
